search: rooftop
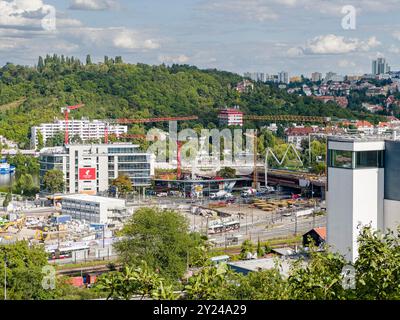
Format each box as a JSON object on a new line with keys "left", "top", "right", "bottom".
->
{"left": 228, "top": 257, "right": 295, "bottom": 277}
{"left": 62, "top": 194, "right": 126, "bottom": 205}
{"left": 328, "top": 132, "right": 400, "bottom": 143}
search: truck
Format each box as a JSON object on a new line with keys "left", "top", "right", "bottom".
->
{"left": 210, "top": 191, "right": 233, "bottom": 200}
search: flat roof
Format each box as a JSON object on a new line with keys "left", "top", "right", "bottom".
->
{"left": 62, "top": 194, "right": 126, "bottom": 204}
{"left": 155, "top": 177, "right": 252, "bottom": 183}
{"left": 228, "top": 257, "right": 294, "bottom": 276}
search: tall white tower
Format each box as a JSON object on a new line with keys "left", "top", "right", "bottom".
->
{"left": 326, "top": 137, "right": 385, "bottom": 262}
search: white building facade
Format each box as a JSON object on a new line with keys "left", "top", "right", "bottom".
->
{"left": 40, "top": 143, "right": 154, "bottom": 195}
{"left": 327, "top": 136, "right": 400, "bottom": 262}
{"left": 62, "top": 194, "right": 128, "bottom": 224}
{"left": 31, "top": 119, "right": 128, "bottom": 149}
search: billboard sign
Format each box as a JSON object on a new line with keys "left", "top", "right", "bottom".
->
{"left": 79, "top": 168, "right": 96, "bottom": 180}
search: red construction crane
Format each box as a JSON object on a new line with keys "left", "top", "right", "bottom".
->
{"left": 61, "top": 104, "right": 84, "bottom": 145}
{"left": 104, "top": 116, "right": 198, "bottom": 144}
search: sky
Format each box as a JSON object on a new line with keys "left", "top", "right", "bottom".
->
{"left": 0, "top": 0, "right": 399, "bottom": 77}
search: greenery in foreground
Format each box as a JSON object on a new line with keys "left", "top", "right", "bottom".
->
{"left": 97, "top": 208, "right": 400, "bottom": 300}
{"left": 1, "top": 207, "right": 399, "bottom": 300}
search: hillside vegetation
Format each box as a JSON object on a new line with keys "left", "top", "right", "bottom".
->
{"left": 0, "top": 55, "right": 381, "bottom": 148}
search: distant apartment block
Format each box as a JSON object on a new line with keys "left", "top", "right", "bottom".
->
{"left": 278, "top": 71, "right": 289, "bottom": 84}
{"left": 39, "top": 143, "right": 154, "bottom": 195}
{"left": 372, "top": 57, "right": 390, "bottom": 75}
{"left": 311, "top": 72, "right": 322, "bottom": 82}
{"left": 324, "top": 72, "right": 344, "bottom": 83}
{"left": 218, "top": 107, "right": 244, "bottom": 127}
{"left": 243, "top": 72, "right": 265, "bottom": 82}
{"left": 31, "top": 118, "right": 128, "bottom": 149}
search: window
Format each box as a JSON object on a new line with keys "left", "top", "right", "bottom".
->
{"left": 356, "top": 151, "right": 384, "bottom": 168}
{"left": 328, "top": 149, "right": 384, "bottom": 169}
{"left": 329, "top": 150, "right": 353, "bottom": 168}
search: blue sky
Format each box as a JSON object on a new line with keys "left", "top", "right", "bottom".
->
{"left": 0, "top": 0, "right": 399, "bottom": 76}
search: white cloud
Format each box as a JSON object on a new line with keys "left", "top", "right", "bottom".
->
{"left": 0, "top": 0, "right": 55, "bottom": 30}
{"left": 158, "top": 54, "right": 190, "bottom": 64}
{"left": 286, "top": 47, "right": 303, "bottom": 57}
{"left": 67, "top": 27, "right": 161, "bottom": 51}
{"left": 303, "top": 34, "right": 381, "bottom": 55}
{"left": 69, "top": 0, "right": 118, "bottom": 11}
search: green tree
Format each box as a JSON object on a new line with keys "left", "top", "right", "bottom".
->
{"left": 46, "top": 132, "right": 65, "bottom": 147}
{"left": 42, "top": 169, "right": 64, "bottom": 194}
{"left": 111, "top": 174, "right": 133, "bottom": 197}
{"left": 354, "top": 226, "right": 400, "bottom": 299}
{"left": 3, "top": 192, "right": 12, "bottom": 208}
{"left": 15, "top": 173, "right": 37, "bottom": 196}
{"left": 86, "top": 54, "right": 92, "bottom": 65}
{"left": 257, "top": 238, "right": 264, "bottom": 258}
{"left": 114, "top": 208, "right": 199, "bottom": 281}
{"left": 216, "top": 167, "right": 236, "bottom": 179}
{"left": 37, "top": 56, "right": 44, "bottom": 72}
{"left": 184, "top": 263, "right": 232, "bottom": 300}
{"left": 36, "top": 131, "right": 44, "bottom": 151}
{"left": 240, "top": 240, "right": 255, "bottom": 260}
{"left": 0, "top": 242, "right": 53, "bottom": 300}
{"left": 96, "top": 261, "right": 177, "bottom": 300}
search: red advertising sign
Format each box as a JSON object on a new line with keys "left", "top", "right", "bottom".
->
{"left": 79, "top": 168, "right": 96, "bottom": 180}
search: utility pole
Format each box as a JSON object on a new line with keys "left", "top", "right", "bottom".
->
{"left": 3, "top": 253, "right": 7, "bottom": 301}
{"left": 253, "top": 130, "right": 258, "bottom": 189}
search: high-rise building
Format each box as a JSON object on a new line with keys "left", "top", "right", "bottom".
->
{"left": 327, "top": 135, "right": 400, "bottom": 262}
{"left": 39, "top": 143, "right": 154, "bottom": 195}
{"left": 372, "top": 57, "right": 390, "bottom": 75}
{"left": 31, "top": 119, "right": 128, "bottom": 149}
{"left": 243, "top": 72, "right": 265, "bottom": 82}
{"left": 311, "top": 72, "right": 322, "bottom": 82}
{"left": 278, "top": 71, "right": 289, "bottom": 84}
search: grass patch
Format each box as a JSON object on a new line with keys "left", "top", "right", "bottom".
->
{"left": 53, "top": 259, "right": 118, "bottom": 271}
{"left": 0, "top": 98, "right": 26, "bottom": 112}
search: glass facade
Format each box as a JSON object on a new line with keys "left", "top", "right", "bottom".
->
{"left": 328, "top": 150, "right": 384, "bottom": 169}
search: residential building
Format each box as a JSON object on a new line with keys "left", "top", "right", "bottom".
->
{"left": 31, "top": 118, "right": 128, "bottom": 149}
{"left": 311, "top": 72, "right": 322, "bottom": 82}
{"left": 244, "top": 72, "right": 265, "bottom": 82}
{"left": 302, "top": 227, "right": 326, "bottom": 247}
{"left": 61, "top": 194, "right": 128, "bottom": 224}
{"left": 218, "top": 107, "right": 244, "bottom": 127}
{"left": 278, "top": 71, "right": 289, "bottom": 84}
{"left": 235, "top": 80, "right": 254, "bottom": 93}
{"left": 314, "top": 96, "right": 348, "bottom": 108}
{"left": 285, "top": 126, "right": 316, "bottom": 149}
{"left": 39, "top": 143, "right": 154, "bottom": 195}
{"left": 326, "top": 135, "right": 400, "bottom": 262}
{"left": 372, "top": 57, "right": 390, "bottom": 75}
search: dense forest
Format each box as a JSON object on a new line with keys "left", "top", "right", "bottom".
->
{"left": 0, "top": 54, "right": 382, "bottom": 148}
